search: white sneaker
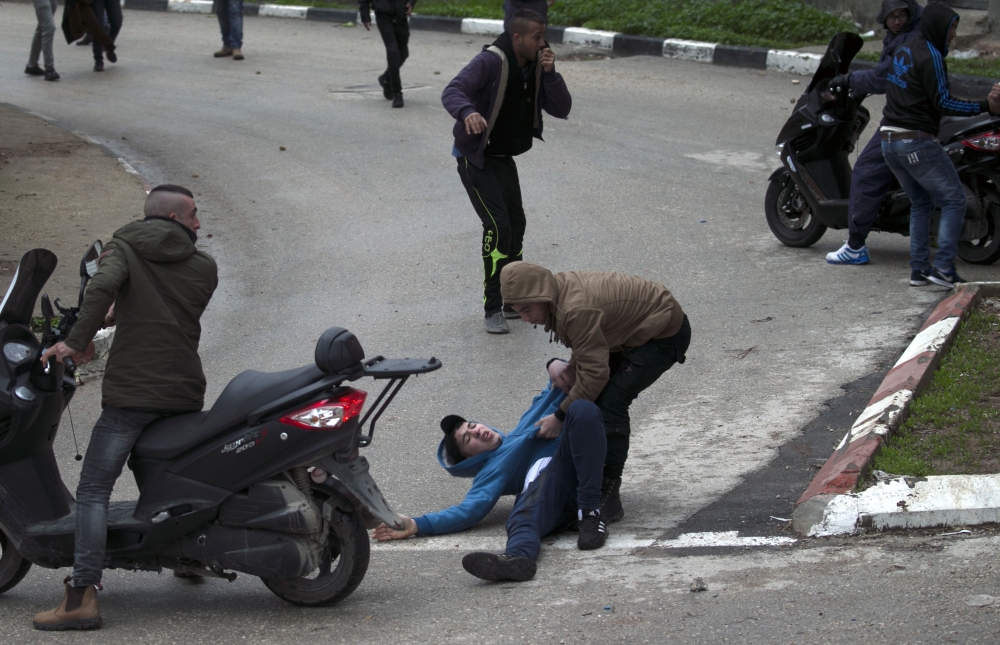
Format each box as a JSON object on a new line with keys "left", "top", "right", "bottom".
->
{"left": 825, "top": 242, "right": 870, "bottom": 265}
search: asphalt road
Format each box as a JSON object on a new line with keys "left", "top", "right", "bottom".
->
{"left": 2, "top": 6, "right": 999, "bottom": 643}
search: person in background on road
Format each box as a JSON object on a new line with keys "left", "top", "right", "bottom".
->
{"left": 501, "top": 262, "right": 691, "bottom": 524}
{"left": 61, "top": 0, "right": 115, "bottom": 70}
{"left": 26, "top": 0, "right": 60, "bottom": 81}
{"left": 442, "top": 9, "right": 571, "bottom": 335}
{"left": 214, "top": 0, "right": 244, "bottom": 60}
{"left": 372, "top": 382, "right": 610, "bottom": 582}
{"left": 32, "top": 185, "right": 218, "bottom": 631}
{"left": 880, "top": 2, "right": 1000, "bottom": 288}
{"left": 89, "top": 0, "right": 121, "bottom": 72}
{"left": 361, "top": 0, "right": 415, "bottom": 109}
{"left": 824, "top": 0, "right": 922, "bottom": 267}
{"left": 503, "top": 0, "right": 555, "bottom": 29}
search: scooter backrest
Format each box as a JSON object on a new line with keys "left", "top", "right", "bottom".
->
{"left": 314, "top": 327, "right": 365, "bottom": 373}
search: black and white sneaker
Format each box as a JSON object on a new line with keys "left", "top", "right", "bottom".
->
{"left": 577, "top": 509, "right": 607, "bottom": 550}
{"left": 909, "top": 269, "right": 930, "bottom": 287}
{"left": 462, "top": 552, "right": 536, "bottom": 582}
{"left": 927, "top": 267, "right": 966, "bottom": 288}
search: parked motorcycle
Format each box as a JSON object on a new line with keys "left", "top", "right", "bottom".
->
{"left": 0, "top": 244, "right": 440, "bottom": 606}
{"left": 766, "top": 31, "right": 1000, "bottom": 265}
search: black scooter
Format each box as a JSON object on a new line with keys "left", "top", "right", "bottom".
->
{"left": 0, "top": 243, "right": 440, "bottom": 606}
{"left": 766, "top": 32, "right": 1000, "bottom": 265}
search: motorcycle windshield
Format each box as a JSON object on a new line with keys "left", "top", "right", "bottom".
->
{"left": 0, "top": 249, "right": 57, "bottom": 327}
{"left": 775, "top": 31, "right": 864, "bottom": 146}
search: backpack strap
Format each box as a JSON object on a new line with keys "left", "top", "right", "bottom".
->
{"left": 484, "top": 46, "right": 509, "bottom": 144}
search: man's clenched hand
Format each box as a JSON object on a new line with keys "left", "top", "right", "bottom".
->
{"left": 39, "top": 342, "right": 82, "bottom": 366}
{"left": 540, "top": 47, "right": 555, "bottom": 73}
{"left": 372, "top": 515, "right": 417, "bottom": 541}
{"left": 465, "top": 112, "right": 488, "bottom": 135}
{"left": 535, "top": 413, "right": 563, "bottom": 439}
{"left": 547, "top": 360, "right": 576, "bottom": 394}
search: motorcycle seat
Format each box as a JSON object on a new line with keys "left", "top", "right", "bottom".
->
{"left": 132, "top": 364, "right": 326, "bottom": 461}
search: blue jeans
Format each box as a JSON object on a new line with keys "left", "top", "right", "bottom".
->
{"left": 848, "top": 130, "right": 898, "bottom": 249}
{"left": 881, "top": 137, "right": 966, "bottom": 273}
{"left": 29, "top": 0, "right": 57, "bottom": 70}
{"left": 73, "top": 407, "right": 169, "bottom": 586}
{"left": 215, "top": 0, "right": 243, "bottom": 49}
{"left": 504, "top": 401, "right": 606, "bottom": 560}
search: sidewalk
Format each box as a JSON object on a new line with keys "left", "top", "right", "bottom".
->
{"left": 0, "top": 103, "right": 147, "bottom": 316}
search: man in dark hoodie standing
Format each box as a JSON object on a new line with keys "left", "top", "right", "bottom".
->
{"left": 442, "top": 9, "right": 572, "bottom": 335}
{"left": 880, "top": 2, "right": 1000, "bottom": 287}
{"left": 361, "top": 0, "right": 414, "bottom": 108}
{"left": 33, "top": 184, "right": 218, "bottom": 631}
{"left": 824, "top": 0, "right": 922, "bottom": 267}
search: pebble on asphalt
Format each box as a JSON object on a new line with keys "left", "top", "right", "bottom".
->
{"left": 690, "top": 578, "right": 708, "bottom": 592}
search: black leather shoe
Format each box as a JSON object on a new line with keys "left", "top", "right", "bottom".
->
{"left": 392, "top": 92, "right": 404, "bottom": 108}
{"left": 105, "top": 44, "right": 117, "bottom": 63}
{"left": 25, "top": 65, "right": 46, "bottom": 76}
{"left": 601, "top": 477, "right": 624, "bottom": 523}
{"left": 378, "top": 73, "right": 392, "bottom": 100}
{"left": 462, "top": 552, "right": 536, "bottom": 582}
{"left": 44, "top": 68, "right": 60, "bottom": 81}
{"left": 93, "top": 61, "right": 104, "bottom": 72}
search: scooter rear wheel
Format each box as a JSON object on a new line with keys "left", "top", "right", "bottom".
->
{"left": 765, "top": 170, "right": 828, "bottom": 248}
{"left": 0, "top": 529, "right": 32, "bottom": 594}
{"left": 957, "top": 201, "right": 1000, "bottom": 265}
{"left": 262, "top": 489, "right": 369, "bottom": 607}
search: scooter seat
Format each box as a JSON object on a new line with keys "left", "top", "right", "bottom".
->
{"left": 132, "top": 364, "right": 326, "bottom": 461}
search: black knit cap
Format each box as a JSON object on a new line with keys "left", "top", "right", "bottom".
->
{"left": 440, "top": 415, "right": 467, "bottom": 464}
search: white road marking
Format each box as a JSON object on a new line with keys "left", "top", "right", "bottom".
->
{"left": 371, "top": 531, "right": 795, "bottom": 552}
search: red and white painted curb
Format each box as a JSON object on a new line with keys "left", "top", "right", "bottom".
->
{"left": 792, "top": 282, "right": 1000, "bottom": 537}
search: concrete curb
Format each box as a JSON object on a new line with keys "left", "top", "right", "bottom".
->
{"left": 130, "top": 0, "right": 828, "bottom": 75}
{"left": 792, "top": 282, "right": 1000, "bottom": 537}
{"left": 94, "top": 1, "right": 1000, "bottom": 87}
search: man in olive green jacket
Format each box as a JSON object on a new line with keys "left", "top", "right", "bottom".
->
{"left": 500, "top": 261, "right": 690, "bottom": 524}
{"left": 34, "top": 184, "right": 217, "bottom": 631}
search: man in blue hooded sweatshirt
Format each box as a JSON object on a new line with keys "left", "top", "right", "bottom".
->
{"left": 372, "top": 376, "right": 608, "bottom": 582}
{"left": 824, "top": 0, "right": 922, "bottom": 267}
{"left": 880, "top": 2, "right": 1000, "bottom": 287}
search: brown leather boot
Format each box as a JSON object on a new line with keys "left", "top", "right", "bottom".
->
{"left": 231, "top": 48, "right": 244, "bottom": 60}
{"left": 213, "top": 46, "right": 233, "bottom": 58}
{"left": 33, "top": 579, "right": 102, "bottom": 630}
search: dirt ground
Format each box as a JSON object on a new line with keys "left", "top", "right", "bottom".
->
{"left": 0, "top": 103, "right": 146, "bottom": 315}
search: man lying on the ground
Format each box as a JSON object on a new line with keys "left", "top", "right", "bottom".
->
{"left": 372, "top": 378, "right": 608, "bottom": 582}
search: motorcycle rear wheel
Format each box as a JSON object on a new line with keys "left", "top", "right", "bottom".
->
{"left": 0, "top": 529, "right": 32, "bottom": 595}
{"left": 262, "top": 490, "right": 369, "bottom": 607}
{"left": 765, "top": 170, "right": 828, "bottom": 247}
{"left": 957, "top": 201, "right": 1000, "bottom": 265}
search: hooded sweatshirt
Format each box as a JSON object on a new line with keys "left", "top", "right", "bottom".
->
{"left": 65, "top": 218, "right": 218, "bottom": 411}
{"left": 500, "top": 262, "right": 684, "bottom": 414}
{"left": 850, "top": 0, "right": 922, "bottom": 96}
{"left": 441, "top": 31, "right": 572, "bottom": 169}
{"left": 412, "top": 383, "right": 566, "bottom": 536}
{"left": 883, "top": 2, "right": 990, "bottom": 136}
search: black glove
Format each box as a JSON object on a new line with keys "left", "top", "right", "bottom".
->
{"left": 827, "top": 74, "right": 851, "bottom": 93}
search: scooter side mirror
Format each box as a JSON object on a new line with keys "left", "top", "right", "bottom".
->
{"left": 78, "top": 240, "right": 102, "bottom": 308}
{"left": 80, "top": 240, "right": 103, "bottom": 280}
{"left": 40, "top": 294, "right": 54, "bottom": 333}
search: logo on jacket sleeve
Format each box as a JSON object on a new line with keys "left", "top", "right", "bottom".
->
{"left": 888, "top": 47, "right": 912, "bottom": 89}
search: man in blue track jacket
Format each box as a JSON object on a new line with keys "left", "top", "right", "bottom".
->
{"left": 880, "top": 2, "right": 1000, "bottom": 287}
{"left": 372, "top": 376, "right": 608, "bottom": 582}
{"left": 824, "top": 0, "right": 922, "bottom": 266}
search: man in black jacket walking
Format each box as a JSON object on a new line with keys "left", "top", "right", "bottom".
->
{"left": 881, "top": 2, "right": 1000, "bottom": 287}
{"left": 361, "top": 0, "right": 414, "bottom": 108}
{"left": 33, "top": 185, "right": 218, "bottom": 631}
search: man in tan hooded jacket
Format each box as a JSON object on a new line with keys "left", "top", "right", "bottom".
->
{"left": 500, "top": 262, "right": 690, "bottom": 522}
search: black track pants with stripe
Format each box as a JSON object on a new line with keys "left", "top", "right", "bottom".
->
{"left": 457, "top": 155, "right": 526, "bottom": 315}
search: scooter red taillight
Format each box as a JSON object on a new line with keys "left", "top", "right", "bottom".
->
{"left": 279, "top": 388, "right": 367, "bottom": 431}
{"left": 961, "top": 131, "right": 1000, "bottom": 151}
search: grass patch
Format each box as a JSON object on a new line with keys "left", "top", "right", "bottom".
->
{"left": 856, "top": 50, "right": 1000, "bottom": 78}
{"left": 871, "top": 300, "right": 1000, "bottom": 477}
{"left": 279, "top": 0, "right": 855, "bottom": 49}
